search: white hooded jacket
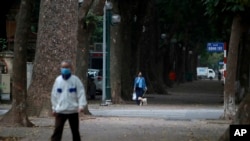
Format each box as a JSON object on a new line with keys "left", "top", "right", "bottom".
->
{"left": 51, "top": 75, "right": 87, "bottom": 114}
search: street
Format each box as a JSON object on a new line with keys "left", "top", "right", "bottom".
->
{"left": 88, "top": 79, "right": 224, "bottom": 120}
{"left": 1, "top": 79, "right": 224, "bottom": 120}
{"left": 89, "top": 107, "right": 223, "bottom": 120}
{"left": 0, "top": 79, "right": 229, "bottom": 141}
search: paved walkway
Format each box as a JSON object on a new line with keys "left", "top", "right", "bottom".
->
{"left": 88, "top": 79, "right": 224, "bottom": 120}
{"left": 0, "top": 79, "right": 230, "bottom": 141}
{"left": 89, "top": 107, "right": 223, "bottom": 120}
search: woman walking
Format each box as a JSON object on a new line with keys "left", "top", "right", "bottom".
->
{"left": 133, "top": 71, "right": 147, "bottom": 105}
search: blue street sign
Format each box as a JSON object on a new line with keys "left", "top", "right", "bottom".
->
{"left": 207, "top": 42, "right": 224, "bottom": 52}
{"left": 218, "top": 61, "right": 224, "bottom": 65}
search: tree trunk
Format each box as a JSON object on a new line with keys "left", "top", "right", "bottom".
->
{"left": 0, "top": 0, "right": 14, "bottom": 50}
{"left": 76, "top": 0, "right": 105, "bottom": 112}
{"left": 219, "top": 92, "right": 250, "bottom": 141}
{"left": 119, "top": 7, "right": 133, "bottom": 100}
{"left": 223, "top": 15, "right": 242, "bottom": 120}
{"left": 0, "top": 0, "right": 34, "bottom": 127}
{"left": 76, "top": 23, "right": 91, "bottom": 114}
{"left": 117, "top": 0, "right": 167, "bottom": 100}
{"left": 136, "top": 0, "right": 167, "bottom": 94}
{"left": 118, "top": 0, "right": 142, "bottom": 100}
{"left": 76, "top": 0, "right": 94, "bottom": 115}
{"left": 236, "top": 30, "right": 250, "bottom": 103}
{"left": 27, "top": 0, "right": 78, "bottom": 117}
{"left": 110, "top": 0, "right": 123, "bottom": 104}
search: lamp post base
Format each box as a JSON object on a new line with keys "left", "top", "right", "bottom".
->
{"left": 100, "top": 100, "right": 108, "bottom": 106}
{"left": 100, "top": 100, "right": 112, "bottom": 106}
{"left": 105, "top": 99, "right": 112, "bottom": 105}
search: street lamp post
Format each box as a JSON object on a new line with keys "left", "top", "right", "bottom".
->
{"left": 188, "top": 50, "right": 193, "bottom": 81}
{"left": 182, "top": 46, "right": 186, "bottom": 82}
{"left": 105, "top": 1, "right": 112, "bottom": 104}
{"left": 101, "top": 1, "right": 120, "bottom": 105}
{"left": 170, "top": 38, "right": 177, "bottom": 71}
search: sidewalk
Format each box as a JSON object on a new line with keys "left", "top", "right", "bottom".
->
{"left": 0, "top": 80, "right": 231, "bottom": 141}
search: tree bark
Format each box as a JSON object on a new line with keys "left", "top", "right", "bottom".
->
{"left": 0, "top": 0, "right": 14, "bottom": 48}
{"left": 223, "top": 15, "right": 242, "bottom": 120}
{"left": 219, "top": 92, "right": 250, "bottom": 141}
{"left": 0, "top": 0, "right": 33, "bottom": 127}
{"left": 76, "top": 0, "right": 94, "bottom": 115}
{"left": 110, "top": 0, "right": 123, "bottom": 104}
{"left": 135, "top": 0, "right": 167, "bottom": 94}
{"left": 116, "top": 0, "right": 167, "bottom": 100}
{"left": 27, "top": 0, "right": 78, "bottom": 117}
{"left": 118, "top": 0, "right": 141, "bottom": 100}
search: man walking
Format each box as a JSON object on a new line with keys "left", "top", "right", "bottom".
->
{"left": 51, "top": 60, "right": 87, "bottom": 141}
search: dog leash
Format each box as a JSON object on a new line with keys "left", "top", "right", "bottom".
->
{"left": 143, "top": 89, "right": 147, "bottom": 97}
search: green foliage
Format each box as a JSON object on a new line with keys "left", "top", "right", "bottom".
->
{"left": 202, "top": 0, "right": 250, "bottom": 17}
{"left": 208, "top": 52, "right": 224, "bottom": 69}
{"left": 30, "top": 0, "right": 40, "bottom": 33}
{"left": 202, "top": 0, "right": 250, "bottom": 33}
{"left": 156, "top": 0, "right": 221, "bottom": 54}
{"left": 0, "top": 38, "right": 7, "bottom": 49}
{"left": 0, "top": 83, "right": 6, "bottom": 89}
{"left": 89, "top": 16, "right": 103, "bottom": 43}
{"left": 82, "top": 12, "right": 103, "bottom": 44}
{"left": 84, "top": 12, "right": 99, "bottom": 26}
{"left": 199, "top": 52, "right": 224, "bottom": 69}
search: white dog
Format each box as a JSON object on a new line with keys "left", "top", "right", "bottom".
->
{"left": 138, "top": 97, "right": 147, "bottom": 106}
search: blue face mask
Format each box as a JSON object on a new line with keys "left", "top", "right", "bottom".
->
{"left": 61, "top": 68, "right": 71, "bottom": 75}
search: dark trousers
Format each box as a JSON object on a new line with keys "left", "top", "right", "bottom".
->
{"left": 135, "top": 87, "right": 143, "bottom": 105}
{"left": 51, "top": 113, "right": 81, "bottom": 141}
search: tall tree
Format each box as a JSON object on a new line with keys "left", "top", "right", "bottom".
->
{"left": 202, "top": 0, "right": 250, "bottom": 120}
{"left": 76, "top": 0, "right": 94, "bottom": 115}
{"left": 116, "top": 0, "right": 167, "bottom": 100}
{"left": 27, "top": 0, "right": 78, "bottom": 117}
{"left": 156, "top": 0, "right": 212, "bottom": 84}
{"left": 76, "top": 0, "right": 105, "bottom": 114}
{"left": 0, "top": 0, "right": 34, "bottom": 126}
{"left": 219, "top": 92, "right": 250, "bottom": 140}
{"left": 110, "top": 0, "right": 123, "bottom": 103}
{"left": 0, "top": 0, "right": 15, "bottom": 50}
{"left": 115, "top": 0, "right": 137, "bottom": 100}
{"left": 223, "top": 15, "right": 243, "bottom": 119}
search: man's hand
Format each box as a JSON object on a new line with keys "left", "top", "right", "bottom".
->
{"left": 52, "top": 111, "right": 57, "bottom": 117}
{"left": 78, "top": 108, "right": 84, "bottom": 113}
